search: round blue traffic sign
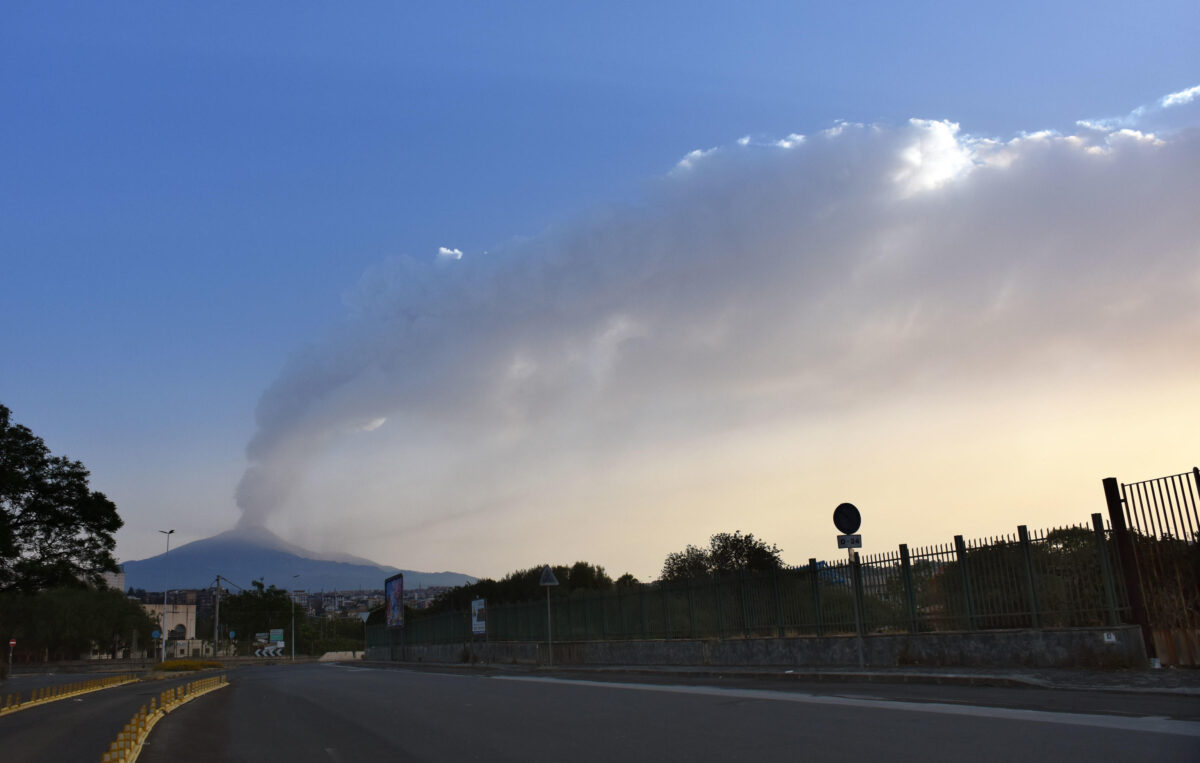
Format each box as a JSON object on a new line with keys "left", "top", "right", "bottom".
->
{"left": 833, "top": 503, "right": 862, "bottom": 535}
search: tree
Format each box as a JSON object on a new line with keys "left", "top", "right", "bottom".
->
{"left": 660, "top": 531, "right": 784, "bottom": 581}
{"left": 220, "top": 581, "right": 301, "bottom": 655}
{"left": 1, "top": 404, "right": 122, "bottom": 593}
{"left": 418, "top": 561, "right": 616, "bottom": 616}
{"left": 0, "top": 586, "right": 155, "bottom": 664}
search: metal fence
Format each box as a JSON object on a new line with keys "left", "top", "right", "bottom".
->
{"left": 1105, "top": 467, "right": 1200, "bottom": 666}
{"left": 378, "top": 512, "right": 1129, "bottom": 647}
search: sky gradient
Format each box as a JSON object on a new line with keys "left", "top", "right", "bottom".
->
{"left": 2, "top": 3, "right": 1198, "bottom": 581}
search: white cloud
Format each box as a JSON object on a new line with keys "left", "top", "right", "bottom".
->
{"left": 673, "top": 147, "right": 718, "bottom": 172}
{"left": 892, "top": 119, "right": 974, "bottom": 195}
{"left": 1079, "top": 82, "right": 1200, "bottom": 133}
{"left": 437, "top": 246, "right": 464, "bottom": 261}
{"left": 1161, "top": 84, "right": 1200, "bottom": 108}
{"left": 235, "top": 91, "right": 1200, "bottom": 577}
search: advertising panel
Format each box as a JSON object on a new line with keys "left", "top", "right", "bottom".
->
{"left": 385, "top": 573, "right": 405, "bottom": 628}
{"left": 471, "top": 598, "right": 486, "bottom": 635}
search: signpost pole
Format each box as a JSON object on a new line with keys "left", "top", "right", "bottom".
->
{"left": 850, "top": 548, "right": 865, "bottom": 668}
{"left": 539, "top": 565, "right": 559, "bottom": 668}
{"left": 8, "top": 639, "right": 13, "bottom": 676}
{"left": 833, "top": 503, "right": 866, "bottom": 669}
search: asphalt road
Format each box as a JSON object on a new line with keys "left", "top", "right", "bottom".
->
{"left": 137, "top": 664, "right": 1200, "bottom": 762}
{"left": 0, "top": 673, "right": 198, "bottom": 762}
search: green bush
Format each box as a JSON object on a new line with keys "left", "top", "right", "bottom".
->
{"left": 153, "top": 659, "right": 222, "bottom": 672}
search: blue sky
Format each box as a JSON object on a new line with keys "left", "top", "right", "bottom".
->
{"left": 2, "top": 3, "right": 1198, "bottom": 579}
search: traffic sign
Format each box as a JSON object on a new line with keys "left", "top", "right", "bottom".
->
{"left": 539, "top": 565, "right": 559, "bottom": 586}
{"left": 837, "top": 534, "right": 863, "bottom": 549}
{"left": 152, "top": 630, "right": 161, "bottom": 639}
{"left": 833, "top": 503, "right": 861, "bottom": 535}
{"left": 8, "top": 639, "right": 15, "bottom": 647}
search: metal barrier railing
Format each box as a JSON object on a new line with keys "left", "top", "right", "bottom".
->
{"left": 379, "top": 512, "right": 1131, "bottom": 647}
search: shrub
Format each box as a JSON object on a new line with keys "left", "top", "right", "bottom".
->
{"left": 152, "top": 659, "right": 223, "bottom": 672}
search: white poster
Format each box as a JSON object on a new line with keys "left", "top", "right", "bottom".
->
{"left": 471, "top": 598, "right": 486, "bottom": 635}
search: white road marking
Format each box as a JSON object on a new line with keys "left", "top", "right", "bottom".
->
{"left": 491, "top": 675, "right": 1200, "bottom": 738}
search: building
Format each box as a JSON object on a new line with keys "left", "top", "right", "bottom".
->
{"left": 142, "top": 602, "right": 197, "bottom": 641}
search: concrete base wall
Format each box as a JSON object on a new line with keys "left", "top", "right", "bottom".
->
{"left": 374, "top": 626, "right": 1147, "bottom": 669}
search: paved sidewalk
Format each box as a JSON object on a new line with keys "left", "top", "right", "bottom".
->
{"left": 353, "top": 659, "right": 1200, "bottom": 696}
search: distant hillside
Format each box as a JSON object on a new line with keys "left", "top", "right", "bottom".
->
{"left": 120, "top": 526, "right": 476, "bottom": 592}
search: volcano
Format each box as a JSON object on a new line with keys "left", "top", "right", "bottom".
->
{"left": 119, "top": 526, "right": 475, "bottom": 592}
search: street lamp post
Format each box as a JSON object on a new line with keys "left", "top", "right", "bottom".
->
{"left": 158, "top": 529, "right": 174, "bottom": 662}
{"left": 291, "top": 574, "right": 300, "bottom": 662}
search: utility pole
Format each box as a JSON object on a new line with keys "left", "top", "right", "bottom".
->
{"left": 291, "top": 574, "right": 300, "bottom": 662}
{"left": 158, "top": 529, "right": 175, "bottom": 662}
{"left": 213, "top": 576, "right": 222, "bottom": 659}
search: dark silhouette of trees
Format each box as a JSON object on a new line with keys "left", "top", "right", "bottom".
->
{"left": 0, "top": 587, "right": 155, "bottom": 663}
{"left": 221, "top": 580, "right": 302, "bottom": 653}
{"left": 661, "top": 531, "right": 783, "bottom": 581}
{"left": 1, "top": 403, "right": 122, "bottom": 593}
{"left": 418, "top": 561, "right": 621, "bottom": 616}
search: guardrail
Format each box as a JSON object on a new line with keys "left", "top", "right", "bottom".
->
{"left": 0, "top": 673, "right": 140, "bottom": 716}
{"left": 101, "top": 674, "right": 228, "bottom": 762}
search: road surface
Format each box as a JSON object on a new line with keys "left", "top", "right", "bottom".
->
{"left": 137, "top": 663, "right": 1200, "bottom": 762}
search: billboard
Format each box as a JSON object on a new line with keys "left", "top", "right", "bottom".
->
{"left": 385, "top": 573, "right": 404, "bottom": 628}
{"left": 471, "top": 598, "right": 486, "bottom": 635}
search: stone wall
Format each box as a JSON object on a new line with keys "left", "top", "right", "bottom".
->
{"left": 372, "top": 626, "right": 1147, "bottom": 669}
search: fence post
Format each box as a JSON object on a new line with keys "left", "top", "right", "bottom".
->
{"left": 712, "top": 574, "right": 725, "bottom": 639}
{"left": 953, "top": 535, "right": 975, "bottom": 631}
{"left": 1017, "top": 526, "right": 1041, "bottom": 629}
{"left": 565, "top": 592, "right": 573, "bottom": 643}
{"left": 662, "top": 581, "right": 671, "bottom": 639}
{"left": 598, "top": 592, "right": 607, "bottom": 641}
{"left": 640, "top": 584, "right": 648, "bottom": 639}
{"left": 899, "top": 544, "right": 918, "bottom": 633}
{"left": 1091, "top": 513, "right": 1120, "bottom": 627}
{"left": 687, "top": 577, "right": 696, "bottom": 638}
{"left": 738, "top": 570, "right": 750, "bottom": 638}
{"left": 808, "top": 558, "right": 822, "bottom": 637}
{"left": 1103, "top": 477, "right": 1154, "bottom": 658}
{"left": 617, "top": 587, "right": 625, "bottom": 639}
{"left": 850, "top": 552, "right": 866, "bottom": 637}
{"left": 772, "top": 567, "right": 785, "bottom": 638}
{"left": 582, "top": 591, "right": 590, "bottom": 640}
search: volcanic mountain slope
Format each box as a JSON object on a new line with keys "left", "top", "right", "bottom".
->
{"left": 120, "top": 525, "right": 475, "bottom": 592}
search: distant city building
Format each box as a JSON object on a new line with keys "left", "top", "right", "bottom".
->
{"left": 143, "top": 602, "right": 197, "bottom": 641}
{"left": 101, "top": 569, "right": 126, "bottom": 591}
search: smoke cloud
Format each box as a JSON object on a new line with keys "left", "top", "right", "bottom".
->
{"left": 235, "top": 91, "right": 1200, "bottom": 564}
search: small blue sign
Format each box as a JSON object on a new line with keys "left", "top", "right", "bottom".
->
{"left": 152, "top": 630, "right": 161, "bottom": 639}
{"left": 229, "top": 631, "right": 236, "bottom": 639}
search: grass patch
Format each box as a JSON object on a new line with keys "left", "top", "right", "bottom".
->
{"left": 152, "top": 659, "right": 223, "bottom": 672}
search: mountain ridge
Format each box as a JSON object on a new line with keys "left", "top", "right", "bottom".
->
{"left": 120, "top": 526, "right": 476, "bottom": 592}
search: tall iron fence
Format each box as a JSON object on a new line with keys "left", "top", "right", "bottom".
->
{"left": 376, "top": 512, "right": 1129, "bottom": 647}
{"left": 1104, "top": 467, "right": 1200, "bottom": 666}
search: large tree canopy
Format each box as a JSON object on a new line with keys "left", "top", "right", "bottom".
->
{"left": 0, "top": 404, "right": 122, "bottom": 593}
{"left": 661, "top": 531, "right": 784, "bottom": 581}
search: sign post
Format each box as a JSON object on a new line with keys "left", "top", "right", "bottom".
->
{"left": 539, "top": 565, "right": 559, "bottom": 667}
{"left": 833, "top": 503, "right": 866, "bottom": 669}
{"left": 8, "top": 638, "right": 14, "bottom": 676}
